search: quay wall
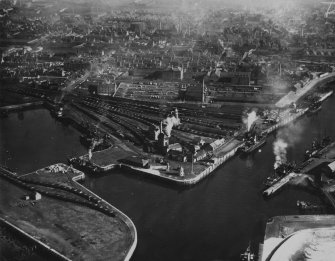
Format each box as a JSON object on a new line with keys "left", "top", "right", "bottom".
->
{"left": 183, "top": 143, "right": 245, "bottom": 185}
{"left": 74, "top": 177, "right": 137, "bottom": 261}
{"left": 124, "top": 142, "right": 245, "bottom": 185}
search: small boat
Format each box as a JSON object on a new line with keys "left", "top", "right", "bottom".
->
{"left": 304, "top": 136, "right": 331, "bottom": 160}
{"left": 297, "top": 200, "right": 322, "bottom": 211}
{"left": 274, "top": 162, "right": 295, "bottom": 177}
{"left": 308, "top": 101, "right": 322, "bottom": 114}
{"left": 263, "top": 175, "right": 281, "bottom": 188}
{"left": 240, "top": 242, "right": 255, "bottom": 261}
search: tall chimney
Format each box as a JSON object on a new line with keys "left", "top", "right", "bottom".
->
{"left": 202, "top": 79, "right": 205, "bottom": 103}
{"left": 88, "top": 149, "right": 92, "bottom": 161}
{"left": 180, "top": 65, "right": 184, "bottom": 81}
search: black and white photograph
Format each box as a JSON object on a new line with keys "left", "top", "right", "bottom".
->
{"left": 1, "top": 0, "right": 335, "bottom": 260}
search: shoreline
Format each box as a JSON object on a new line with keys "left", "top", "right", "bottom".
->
{"left": 0, "top": 163, "right": 137, "bottom": 261}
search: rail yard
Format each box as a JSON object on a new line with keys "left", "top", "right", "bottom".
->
{"left": 2, "top": 0, "right": 335, "bottom": 260}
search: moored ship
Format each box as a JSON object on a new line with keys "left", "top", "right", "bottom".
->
{"left": 297, "top": 200, "right": 323, "bottom": 212}
{"left": 274, "top": 162, "right": 296, "bottom": 177}
{"left": 263, "top": 175, "right": 282, "bottom": 188}
{"left": 304, "top": 136, "right": 331, "bottom": 160}
{"left": 308, "top": 101, "right": 322, "bottom": 114}
{"left": 239, "top": 135, "right": 266, "bottom": 154}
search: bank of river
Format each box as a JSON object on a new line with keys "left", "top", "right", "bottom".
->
{"left": 1, "top": 93, "right": 335, "bottom": 260}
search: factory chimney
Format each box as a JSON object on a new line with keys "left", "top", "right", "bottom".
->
{"left": 202, "top": 79, "right": 205, "bottom": 103}
{"left": 180, "top": 65, "right": 184, "bottom": 81}
{"left": 160, "top": 121, "right": 163, "bottom": 133}
{"left": 175, "top": 108, "right": 179, "bottom": 120}
{"left": 88, "top": 149, "right": 92, "bottom": 161}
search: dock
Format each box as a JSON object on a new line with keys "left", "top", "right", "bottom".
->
{"left": 69, "top": 101, "right": 315, "bottom": 185}
{"left": 263, "top": 173, "right": 298, "bottom": 197}
{"left": 61, "top": 86, "right": 335, "bottom": 185}
{"left": 120, "top": 140, "right": 245, "bottom": 185}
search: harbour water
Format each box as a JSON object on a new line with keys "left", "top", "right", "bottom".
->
{"left": 1, "top": 92, "right": 335, "bottom": 261}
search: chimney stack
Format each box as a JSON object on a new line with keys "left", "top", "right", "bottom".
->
{"left": 180, "top": 65, "right": 184, "bottom": 81}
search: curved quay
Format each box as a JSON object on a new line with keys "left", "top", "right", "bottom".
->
{"left": 0, "top": 163, "right": 137, "bottom": 261}
{"left": 71, "top": 170, "right": 138, "bottom": 261}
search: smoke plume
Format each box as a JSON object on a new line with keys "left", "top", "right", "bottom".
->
{"left": 162, "top": 110, "right": 180, "bottom": 137}
{"left": 243, "top": 110, "right": 258, "bottom": 132}
{"left": 272, "top": 117, "right": 306, "bottom": 169}
{"left": 273, "top": 138, "right": 288, "bottom": 169}
{"left": 162, "top": 115, "right": 180, "bottom": 137}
